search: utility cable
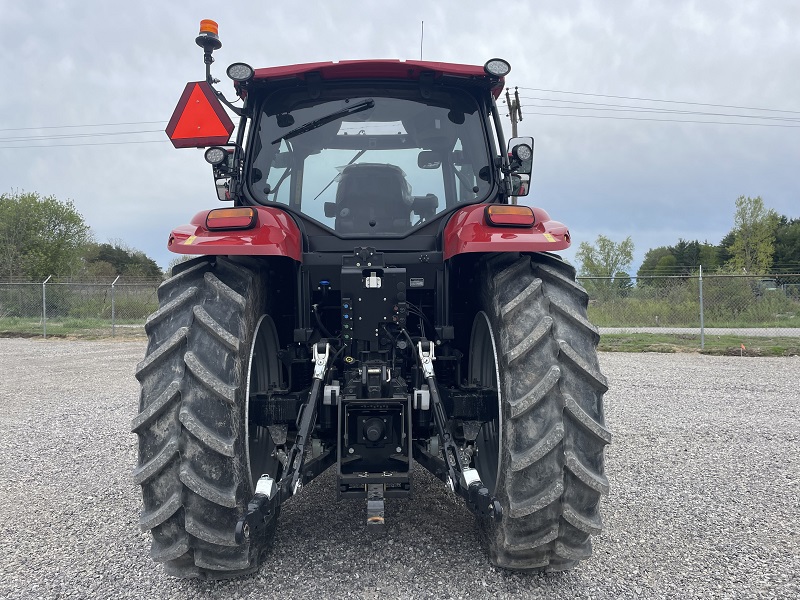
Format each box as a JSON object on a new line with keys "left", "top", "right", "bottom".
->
{"left": 516, "top": 87, "right": 800, "bottom": 115}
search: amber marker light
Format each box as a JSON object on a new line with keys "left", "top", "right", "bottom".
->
{"left": 206, "top": 207, "right": 257, "bottom": 230}
{"left": 485, "top": 205, "right": 535, "bottom": 227}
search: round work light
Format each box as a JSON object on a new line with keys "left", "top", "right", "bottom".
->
{"left": 227, "top": 62, "right": 255, "bottom": 82}
{"left": 484, "top": 58, "right": 511, "bottom": 77}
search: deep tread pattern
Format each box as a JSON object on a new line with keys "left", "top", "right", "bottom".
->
{"left": 145, "top": 287, "right": 198, "bottom": 333}
{"left": 151, "top": 535, "right": 190, "bottom": 562}
{"left": 565, "top": 451, "right": 610, "bottom": 494}
{"left": 183, "top": 351, "right": 237, "bottom": 403}
{"left": 509, "top": 365, "right": 560, "bottom": 419}
{"left": 139, "top": 491, "right": 182, "bottom": 531}
{"left": 133, "top": 256, "right": 268, "bottom": 579}
{"left": 510, "top": 423, "right": 564, "bottom": 472}
{"left": 506, "top": 525, "right": 559, "bottom": 551}
{"left": 179, "top": 406, "right": 235, "bottom": 456}
{"left": 507, "top": 315, "right": 552, "bottom": 364}
{"left": 508, "top": 480, "right": 564, "bottom": 518}
{"left": 135, "top": 327, "right": 188, "bottom": 379}
{"left": 193, "top": 305, "right": 240, "bottom": 353}
{"left": 479, "top": 252, "right": 609, "bottom": 571}
{"left": 185, "top": 514, "right": 239, "bottom": 547}
{"left": 563, "top": 394, "right": 612, "bottom": 444}
{"left": 131, "top": 381, "right": 180, "bottom": 433}
{"left": 179, "top": 463, "right": 238, "bottom": 508}
{"left": 132, "top": 437, "right": 180, "bottom": 485}
{"left": 563, "top": 502, "right": 603, "bottom": 535}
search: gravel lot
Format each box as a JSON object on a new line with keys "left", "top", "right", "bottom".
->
{"left": 0, "top": 338, "right": 797, "bottom": 599}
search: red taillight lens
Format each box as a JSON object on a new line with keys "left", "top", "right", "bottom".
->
{"left": 206, "top": 207, "right": 257, "bottom": 230}
{"left": 485, "top": 205, "right": 535, "bottom": 227}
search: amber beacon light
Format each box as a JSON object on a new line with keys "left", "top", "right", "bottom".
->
{"left": 196, "top": 19, "right": 222, "bottom": 51}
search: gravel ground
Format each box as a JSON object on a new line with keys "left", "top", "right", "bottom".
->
{"left": 0, "top": 339, "right": 797, "bottom": 599}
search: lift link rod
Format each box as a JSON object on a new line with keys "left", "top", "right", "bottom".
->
{"left": 416, "top": 341, "right": 502, "bottom": 521}
{"left": 235, "top": 342, "right": 331, "bottom": 545}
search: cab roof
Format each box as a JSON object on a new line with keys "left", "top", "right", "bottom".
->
{"left": 251, "top": 60, "right": 505, "bottom": 98}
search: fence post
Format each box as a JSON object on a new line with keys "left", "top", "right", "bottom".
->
{"left": 111, "top": 275, "right": 120, "bottom": 336}
{"left": 698, "top": 265, "right": 705, "bottom": 350}
{"left": 42, "top": 275, "right": 52, "bottom": 338}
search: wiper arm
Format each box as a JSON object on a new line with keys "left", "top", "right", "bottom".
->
{"left": 271, "top": 99, "right": 375, "bottom": 144}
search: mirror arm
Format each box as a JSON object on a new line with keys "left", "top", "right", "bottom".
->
{"left": 489, "top": 97, "right": 515, "bottom": 200}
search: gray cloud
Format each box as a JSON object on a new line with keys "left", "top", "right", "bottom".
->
{"left": 1, "top": 0, "right": 798, "bottom": 272}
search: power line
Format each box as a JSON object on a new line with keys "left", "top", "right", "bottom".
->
{"left": 0, "top": 139, "right": 172, "bottom": 149}
{"left": 516, "top": 97, "right": 800, "bottom": 123}
{"left": 520, "top": 111, "right": 800, "bottom": 128}
{"left": 516, "top": 86, "right": 800, "bottom": 115}
{"left": 0, "top": 120, "right": 168, "bottom": 133}
{"left": 0, "top": 129, "right": 166, "bottom": 143}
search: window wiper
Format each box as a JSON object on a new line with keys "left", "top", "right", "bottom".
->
{"left": 271, "top": 99, "right": 375, "bottom": 144}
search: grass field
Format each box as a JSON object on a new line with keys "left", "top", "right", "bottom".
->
{"left": 0, "top": 318, "right": 145, "bottom": 339}
{"left": 599, "top": 333, "right": 800, "bottom": 356}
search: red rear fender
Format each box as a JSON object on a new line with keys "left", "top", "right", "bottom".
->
{"left": 443, "top": 205, "right": 570, "bottom": 260}
{"left": 168, "top": 206, "right": 302, "bottom": 262}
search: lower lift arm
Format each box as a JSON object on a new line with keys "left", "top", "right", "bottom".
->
{"left": 417, "top": 341, "right": 502, "bottom": 521}
{"left": 235, "top": 342, "right": 331, "bottom": 544}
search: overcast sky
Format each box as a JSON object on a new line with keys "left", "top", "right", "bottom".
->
{"left": 2, "top": 1, "right": 798, "bottom": 274}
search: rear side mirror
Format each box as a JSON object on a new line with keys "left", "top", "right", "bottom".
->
{"left": 510, "top": 174, "right": 530, "bottom": 197}
{"left": 418, "top": 150, "right": 442, "bottom": 169}
{"left": 215, "top": 177, "right": 231, "bottom": 201}
{"left": 507, "top": 136, "right": 534, "bottom": 176}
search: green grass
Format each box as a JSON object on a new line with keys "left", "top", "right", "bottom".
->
{"left": 0, "top": 317, "right": 145, "bottom": 339}
{"left": 599, "top": 333, "right": 800, "bottom": 356}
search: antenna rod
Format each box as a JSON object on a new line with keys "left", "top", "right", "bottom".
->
{"left": 420, "top": 21, "right": 424, "bottom": 60}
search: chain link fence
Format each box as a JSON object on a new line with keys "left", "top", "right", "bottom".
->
{"left": 578, "top": 272, "right": 800, "bottom": 347}
{"left": 2, "top": 273, "right": 799, "bottom": 347}
{"left": 0, "top": 278, "right": 161, "bottom": 338}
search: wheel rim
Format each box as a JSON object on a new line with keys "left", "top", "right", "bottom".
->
{"left": 469, "top": 311, "right": 502, "bottom": 495}
{"left": 245, "top": 314, "right": 284, "bottom": 491}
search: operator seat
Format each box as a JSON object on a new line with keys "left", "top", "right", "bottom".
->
{"left": 334, "top": 164, "right": 413, "bottom": 234}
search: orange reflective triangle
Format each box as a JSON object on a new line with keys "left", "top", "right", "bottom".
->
{"left": 166, "top": 81, "right": 235, "bottom": 148}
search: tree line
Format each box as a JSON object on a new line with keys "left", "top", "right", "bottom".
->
{"left": 0, "top": 191, "right": 162, "bottom": 281}
{"left": 577, "top": 196, "right": 800, "bottom": 281}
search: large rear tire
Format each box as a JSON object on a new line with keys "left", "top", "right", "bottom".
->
{"left": 471, "top": 253, "right": 611, "bottom": 571}
{"left": 132, "top": 256, "right": 282, "bottom": 579}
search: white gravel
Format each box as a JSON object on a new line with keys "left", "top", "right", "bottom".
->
{"left": 0, "top": 339, "right": 797, "bottom": 599}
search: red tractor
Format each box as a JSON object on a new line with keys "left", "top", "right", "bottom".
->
{"left": 133, "top": 20, "right": 610, "bottom": 579}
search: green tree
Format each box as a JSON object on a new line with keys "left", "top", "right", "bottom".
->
{"left": 84, "top": 241, "right": 162, "bottom": 278}
{"left": 576, "top": 235, "right": 635, "bottom": 278}
{"left": 772, "top": 217, "right": 800, "bottom": 273}
{"left": 725, "top": 195, "right": 779, "bottom": 274}
{"left": 639, "top": 240, "right": 719, "bottom": 280}
{"left": 613, "top": 271, "right": 633, "bottom": 296}
{"left": 576, "top": 235, "right": 634, "bottom": 298}
{"left": 637, "top": 246, "right": 672, "bottom": 278}
{"left": 653, "top": 254, "right": 678, "bottom": 277}
{"left": 0, "top": 191, "right": 92, "bottom": 280}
